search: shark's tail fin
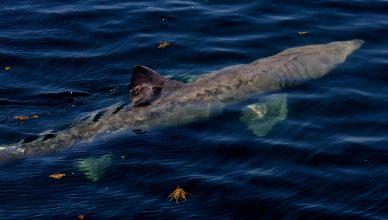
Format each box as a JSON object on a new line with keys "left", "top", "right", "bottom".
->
{"left": 254, "top": 39, "right": 364, "bottom": 88}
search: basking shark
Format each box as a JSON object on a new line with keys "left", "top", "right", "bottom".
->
{"left": 0, "top": 39, "right": 364, "bottom": 160}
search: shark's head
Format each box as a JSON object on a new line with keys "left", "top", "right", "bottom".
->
{"left": 304, "top": 39, "right": 364, "bottom": 79}
{"left": 253, "top": 39, "right": 365, "bottom": 88}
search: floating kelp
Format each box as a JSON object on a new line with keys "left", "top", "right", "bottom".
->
{"left": 158, "top": 41, "right": 171, "bottom": 48}
{"left": 49, "top": 173, "right": 66, "bottom": 179}
{"left": 240, "top": 94, "right": 288, "bottom": 137}
{"left": 168, "top": 186, "right": 191, "bottom": 204}
{"left": 74, "top": 154, "right": 113, "bottom": 182}
{"left": 14, "top": 114, "right": 40, "bottom": 122}
{"left": 14, "top": 116, "right": 30, "bottom": 121}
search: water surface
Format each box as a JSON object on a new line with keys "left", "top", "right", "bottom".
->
{"left": 0, "top": 0, "right": 387, "bottom": 219}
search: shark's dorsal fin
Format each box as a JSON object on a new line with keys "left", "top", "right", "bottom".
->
{"left": 129, "top": 65, "right": 183, "bottom": 106}
{"left": 130, "top": 65, "right": 167, "bottom": 90}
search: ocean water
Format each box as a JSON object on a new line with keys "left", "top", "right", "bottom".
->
{"left": 0, "top": 0, "right": 387, "bottom": 219}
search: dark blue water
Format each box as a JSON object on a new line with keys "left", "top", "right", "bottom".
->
{"left": 1, "top": 0, "right": 387, "bottom": 219}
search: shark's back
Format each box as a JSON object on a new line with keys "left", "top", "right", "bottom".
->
{"left": 179, "top": 39, "right": 364, "bottom": 103}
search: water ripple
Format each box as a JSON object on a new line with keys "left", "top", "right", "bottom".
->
{"left": 0, "top": 0, "right": 387, "bottom": 219}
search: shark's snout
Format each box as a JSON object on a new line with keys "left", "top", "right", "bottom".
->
{"left": 331, "top": 39, "right": 365, "bottom": 57}
{"left": 346, "top": 39, "right": 365, "bottom": 50}
{"left": 252, "top": 39, "right": 364, "bottom": 89}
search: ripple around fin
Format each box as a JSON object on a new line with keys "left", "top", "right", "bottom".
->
{"left": 29, "top": 91, "right": 91, "bottom": 100}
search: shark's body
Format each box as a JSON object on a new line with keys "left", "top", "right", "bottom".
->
{"left": 0, "top": 40, "right": 364, "bottom": 160}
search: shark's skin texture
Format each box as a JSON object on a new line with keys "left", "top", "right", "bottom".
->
{"left": 0, "top": 40, "right": 364, "bottom": 160}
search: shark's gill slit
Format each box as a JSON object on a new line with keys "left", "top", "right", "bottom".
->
{"left": 93, "top": 111, "right": 106, "bottom": 122}
{"left": 293, "top": 57, "right": 309, "bottom": 79}
{"left": 79, "top": 116, "right": 91, "bottom": 122}
{"left": 132, "top": 129, "right": 147, "bottom": 134}
{"left": 280, "top": 67, "right": 291, "bottom": 88}
{"left": 22, "top": 135, "right": 40, "bottom": 144}
{"left": 42, "top": 133, "right": 56, "bottom": 141}
{"left": 112, "top": 105, "right": 125, "bottom": 114}
{"left": 273, "top": 72, "right": 284, "bottom": 89}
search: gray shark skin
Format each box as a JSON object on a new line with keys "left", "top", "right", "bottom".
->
{"left": 0, "top": 40, "right": 364, "bottom": 161}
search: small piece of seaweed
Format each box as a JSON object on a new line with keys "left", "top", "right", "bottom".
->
{"left": 168, "top": 186, "right": 191, "bottom": 204}
{"left": 49, "top": 173, "right": 66, "bottom": 179}
{"left": 14, "top": 114, "right": 41, "bottom": 122}
{"left": 15, "top": 116, "right": 29, "bottom": 121}
{"left": 158, "top": 41, "right": 171, "bottom": 49}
